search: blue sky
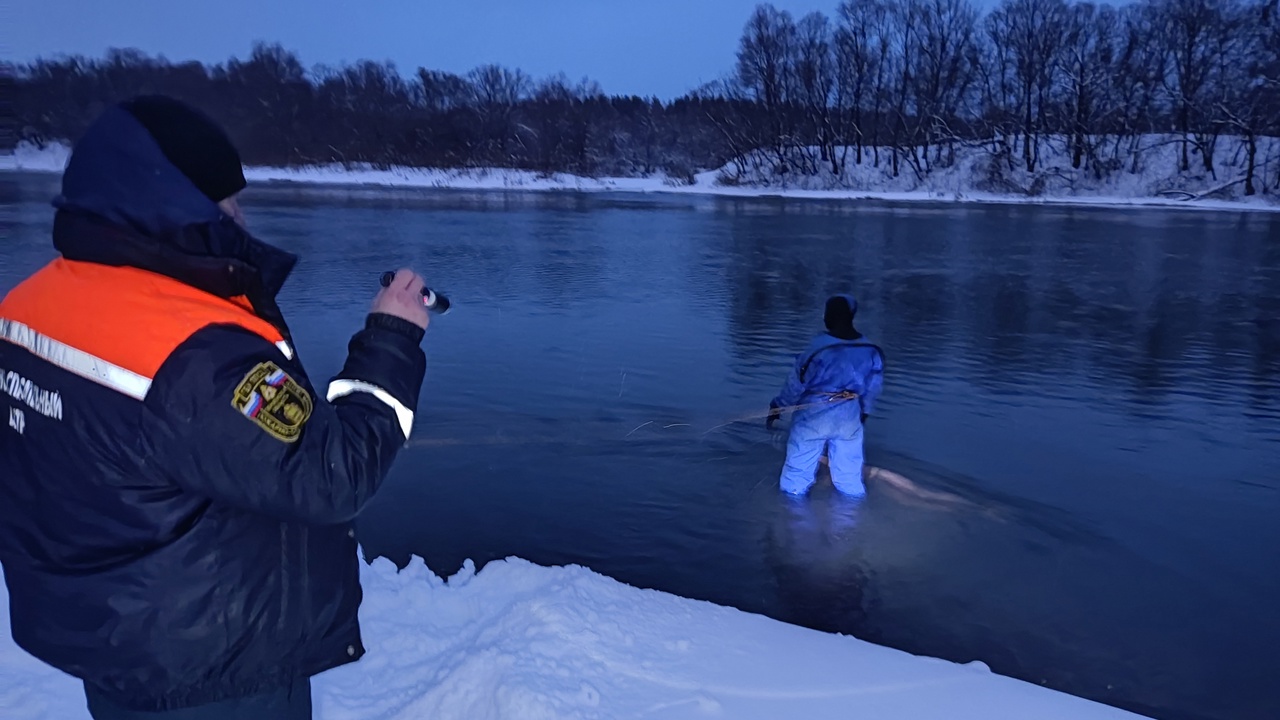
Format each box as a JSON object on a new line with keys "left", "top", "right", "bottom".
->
{"left": 10, "top": 0, "right": 857, "bottom": 99}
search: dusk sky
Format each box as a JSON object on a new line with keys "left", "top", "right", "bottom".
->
{"left": 11, "top": 0, "right": 861, "bottom": 99}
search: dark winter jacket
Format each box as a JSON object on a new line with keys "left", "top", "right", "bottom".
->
{"left": 0, "top": 104, "right": 426, "bottom": 711}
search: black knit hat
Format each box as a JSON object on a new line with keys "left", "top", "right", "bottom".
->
{"left": 824, "top": 294, "right": 858, "bottom": 335}
{"left": 120, "top": 95, "right": 246, "bottom": 203}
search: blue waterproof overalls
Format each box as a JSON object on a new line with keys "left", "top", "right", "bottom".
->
{"left": 772, "top": 333, "right": 885, "bottom": 496}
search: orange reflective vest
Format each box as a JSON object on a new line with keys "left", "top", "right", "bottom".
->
{"left": 1, "top": 258, "right": 293, "bottom": 400}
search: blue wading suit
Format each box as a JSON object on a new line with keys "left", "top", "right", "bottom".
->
{"left": 770, "top": 295, "right": 885, "bottom": 496}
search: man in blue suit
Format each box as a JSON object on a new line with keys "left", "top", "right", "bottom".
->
{"left": 767, "top": 295, "right": 885, "bottom": 497}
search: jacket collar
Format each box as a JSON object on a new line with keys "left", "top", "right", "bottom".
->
{"left": 825, "top": 327, "right": 864, "bottom": 342}
{"left": 51, "top": 210, "right": 297, "bottom": 337}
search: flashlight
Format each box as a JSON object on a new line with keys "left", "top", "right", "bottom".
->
{"left": 379, "top": 271, "right": 451, "bottom": 314}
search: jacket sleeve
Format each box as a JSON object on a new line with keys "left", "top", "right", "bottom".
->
{"left": 859, "top": 347, "right": 886, "bottom": 415}
{"left": 138, "top": 314, "right": 427, "bottom": 525}
{"left": 772, "top": 351, "right": 809, "bottom": 410}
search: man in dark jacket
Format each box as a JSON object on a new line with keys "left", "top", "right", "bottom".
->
{"left": 0, "top": 96, "right": 429, "bottom": 719}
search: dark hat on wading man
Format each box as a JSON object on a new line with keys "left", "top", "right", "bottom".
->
{"left": 119, "top": 94, "right": 247, "bottom": 203}
{"left": 824, "top": 294, "right": 860, "bottom": 340}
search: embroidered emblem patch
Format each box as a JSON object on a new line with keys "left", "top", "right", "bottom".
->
{"left": 231, "top": 362, "right": 313, "bottom": 442}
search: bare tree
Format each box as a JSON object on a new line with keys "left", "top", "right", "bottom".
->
{"left": 735, "top": 3, "right": 800, "bottom": 175}
{"left": 736, "top": 4, "right": 797, "bottom": 111}
{"left": 835, "top": 0, "right": 896, "bottom": 167}
{"left": 794, "top": 11, "right": 838, "bottom": 173}
{"left": 909, "top": 0, "right": 981, "bottom": 169}
{"left": 1106, "top": 4, "right": 1166, "bottom": 173}
{"left": 1261, "top": 0, "right": 1280, "bottom": 189}
{"left": 1146, "top": 0, "right": 1242, "bottom": 172}
{"left": 467, "top": 64, "right": 532, "bottom": 165}
{"left": 1059, "top": 3, "right": 1112, "bottom": 171}
{"left": 986, "top": 0, "right": 1070, "bottom": 173}
{"left": 529, "top": 73, "right": 605, "bottom": 175}
{"left": 415, "top": 69, "right": 472, "bottom": 112}
{"left": 1217, "top": 0, "right": 1280, "bottom": 193}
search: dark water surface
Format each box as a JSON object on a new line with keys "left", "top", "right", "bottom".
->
{"left": 3, "top": 173, "right": 1279, "bottom": 720}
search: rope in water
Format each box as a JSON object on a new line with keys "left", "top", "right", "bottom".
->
{"left": 403, "top": 397, "right": 848, "bottom": 449}
{"left": 400, "top": 394, "right": 1001, "bottom": 517}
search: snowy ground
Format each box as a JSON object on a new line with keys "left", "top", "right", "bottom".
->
{"left": 4, "top": 138, "right": 1278, "bottom": 213}
{"left": 1, "top": 551, "right": 1152, "bottom": 720}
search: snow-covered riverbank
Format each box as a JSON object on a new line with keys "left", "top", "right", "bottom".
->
{"left": 1, "top": 551, "right": 1152, "bottom": 719}
{"left": 5, "top": 139, "right": 1278, "bottom": 213}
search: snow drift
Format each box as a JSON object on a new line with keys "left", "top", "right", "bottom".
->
{"left": 1, "top": 552, "right": 1151, "bottom": 719}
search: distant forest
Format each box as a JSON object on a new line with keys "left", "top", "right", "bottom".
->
{"left": 8, "top": 0, "right": 1280, "bottom": 194}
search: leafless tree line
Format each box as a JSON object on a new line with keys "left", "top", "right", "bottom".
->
{"left": 715, "top": 0, "right": 1280, "bottom": 195}
{"left": 7, "top": 0, "right": 1279, "bottom": 195}
{"left": 9, "top": 44, "right": 728, "bottom": 180}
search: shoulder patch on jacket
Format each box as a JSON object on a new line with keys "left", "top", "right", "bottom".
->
{"left": 231, "top": 362, "right": 313, "bottom": 442}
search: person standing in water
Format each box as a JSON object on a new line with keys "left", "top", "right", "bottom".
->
{"left": 767, "top": 294, "right": 885, "bottom": 497}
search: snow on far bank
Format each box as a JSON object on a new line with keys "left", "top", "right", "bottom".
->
{"left": 1, "top": 143, "right": 72, "bottom": 174}
{"left": 2, "top": 552, "right": 1151, "bottom": 720}
{"left": 0, "top": 141, "right": 671, "bottom": 195}
{"left": 717, "top": 133, "right": 1280, "bottom": 213}
{"left": 4, "top": 139, "right": 1277, "bottom": 213}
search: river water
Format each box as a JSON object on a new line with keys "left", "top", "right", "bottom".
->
{"left": 3, "top": 173, "right": 1279, "bottom": 720}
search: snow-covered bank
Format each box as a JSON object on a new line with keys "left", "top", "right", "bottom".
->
{"left": 0, "top": 142, "right": 667, "bottom": 195}
{"left": 2, "top": 552, "right": 1150, "bottom": 719}
{"left": 5, "top": 139, "right": 1277, "bottom": 213}
{"left": 716, "top": 133, "right": 1280, "bottom": 213}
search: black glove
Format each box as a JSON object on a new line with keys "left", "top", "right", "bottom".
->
{"left": 766, "top": 400, "right": 782, "bottom": 430}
